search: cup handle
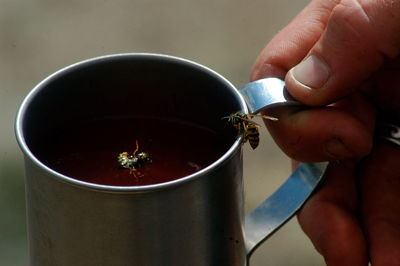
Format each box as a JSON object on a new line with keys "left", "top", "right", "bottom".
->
{"left": 238, "top": 78, "right": 329, "bottom": 261}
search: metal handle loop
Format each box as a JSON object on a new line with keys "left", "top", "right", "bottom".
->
{"left": 238, "top": 78, "right": 329, "bottom": 261}
{"left": 239, "top": 78, "right": 301, "bottom": 114}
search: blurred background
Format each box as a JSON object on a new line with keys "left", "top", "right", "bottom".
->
{"left": 0, "top": 0, "right": 326, "bottom": 265}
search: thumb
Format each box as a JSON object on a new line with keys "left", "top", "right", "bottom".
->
{"left": 286, "top": 0, "right": 400, "bottom": 106}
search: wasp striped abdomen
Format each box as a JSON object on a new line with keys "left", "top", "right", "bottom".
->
{"left": 223, "top": 111, "right": 277, "bottom": 150}
{"left": 245, "top": 123, "right": 260, "bottom": 149}
{"left": 224, "top": 112, "right": 261, "bottom": 150}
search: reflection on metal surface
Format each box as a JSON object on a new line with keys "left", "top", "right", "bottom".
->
{"left": 244, "top": 162, "right": 328, "bottom": 256}
{"left": 239, "top": 78, "right": 301, "bottom": 114}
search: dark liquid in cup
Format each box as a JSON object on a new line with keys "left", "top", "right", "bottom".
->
{"left": 37, "top": 116, "right": 233, "bottom": 186}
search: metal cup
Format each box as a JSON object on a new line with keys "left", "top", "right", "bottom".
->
{"left": 15, "top": 53, "right": 327, "bottom": 266}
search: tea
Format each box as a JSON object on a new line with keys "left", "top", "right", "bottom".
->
{"left": 36, "top": 116, "right": 233, "bottom": 186}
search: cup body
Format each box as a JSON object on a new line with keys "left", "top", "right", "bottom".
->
{"left": 16, "top": 54, "right": 248, "bottom": 265}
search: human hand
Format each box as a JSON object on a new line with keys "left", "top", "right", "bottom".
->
{"left": 251, "top": 1, "right": 400, "bottom": 265}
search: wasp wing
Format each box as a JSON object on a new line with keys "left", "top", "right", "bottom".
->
{"left": 247, "top": 114, "right": 278, "bottom": 121}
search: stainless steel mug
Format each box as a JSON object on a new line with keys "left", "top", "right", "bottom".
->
{"left": 15, "top": 53, "right": 327, "bottom": 266}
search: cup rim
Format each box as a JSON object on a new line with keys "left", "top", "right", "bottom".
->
{"left": 15, "top": 53, "right": 248, "bottom": 192}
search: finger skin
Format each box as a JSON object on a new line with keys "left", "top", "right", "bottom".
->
{"left": 263, "top": 92, "right": 375, "bottom": 161}
{"left": 264, "top": 107, "right": 371, "bottom": 161}
{"left": 359, "top": 58, "right": 400, "bottom": 120}
{"left": 358, "top": 142, "right": 400, "bottom": 265}
{"left": 252, "top": 0, "right": 400, "bottom": 107}
{"left": 251, "top": 1, "right": 400, "bottom": 265}
{"left": 285, "top": 0, "right": 400, "bottom": 106}
{"left": 251, "top": 0, "right": 338, "bottom": 81}
{"left": 297, "top": 161, "right": 368, "bottom": 266}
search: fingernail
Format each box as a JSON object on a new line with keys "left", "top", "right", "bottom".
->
{"left": 290, "top": 55, "right": 330, "bottom": 89}
{"left": 325, "top": 138, "right": 352, "bottom": 159}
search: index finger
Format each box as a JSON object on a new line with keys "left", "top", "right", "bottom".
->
{"left": 250, "top": 0, "right": 337, "bottom": 81}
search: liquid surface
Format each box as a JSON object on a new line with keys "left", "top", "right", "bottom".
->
{"left": 37, "top": 116, "right": 233, "bottom": 186}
